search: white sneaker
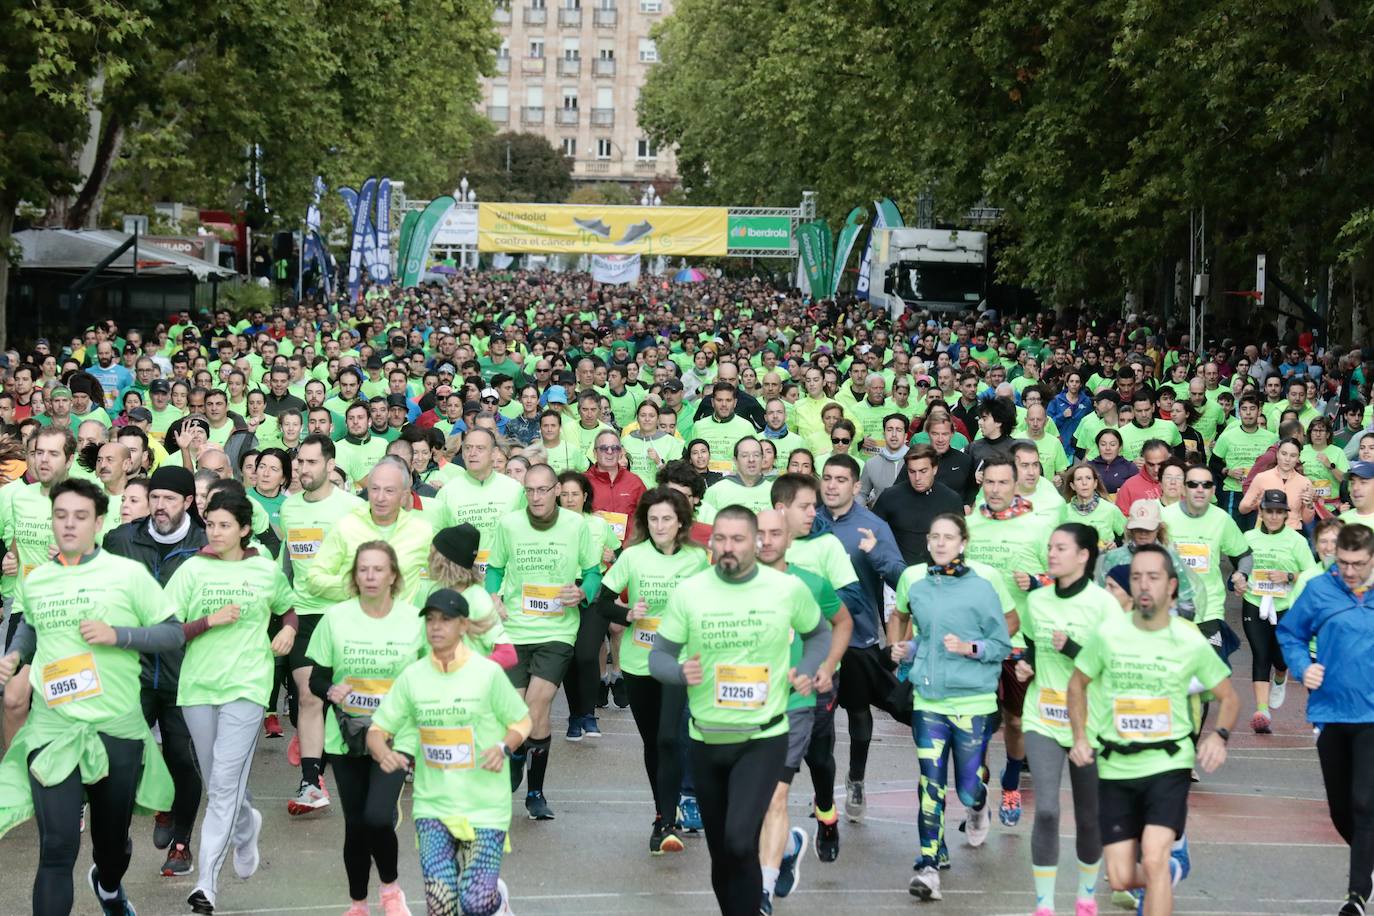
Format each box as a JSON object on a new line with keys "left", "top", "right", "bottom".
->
{"left": 233, "top": 807, "right": 263, "bottom": 878}
{"left": 909, "top": 866, "right": 942, "bottom": 900}
{"left": 1269, "top": 672, "right": 1288, "bottom": 710}
{"left": 498, "top": 878, "right": 515, "bottom": 914}
{"left": 964, "top": 798, "right": 991, "bottom": 847}
{"left": 844, "top": 778, "right": 866, "bottom": 823}
{"left": 287, "top": 779, "right": 331, "bottom": 816}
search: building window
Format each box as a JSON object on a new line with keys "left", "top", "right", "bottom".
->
{"left": 498, "top": 39, "right": 510, "bottom": 58}
{"left": 598, "top": 44, "right": 615, "bottom": 59}
{"left": 562, "top": 138, "right": 577, "bottom": 157}
{"left": 529, "top": 38, "right": 545, "bottom": 58}
{"left": 636, "top": 138, "right": 658, "bottom": 160}
{"left": 562, "top": 88, "right": 579, "bottom": 109}
{"left": 638, "top": 38, "right": 658, "bottom": 62}
{"left": 563, "top": 38, "right": 580, "bottom": 58}
{"left": 639, "top": 0, "right": 661, "bottom": 10}
{"left": 563, "top": 0, "right": 580, "bottom": 7}
{"left": 530, "top": 0, "right": 546, "bottom": 7}
{"left": 596, "top": 138, "right": 613, "bottom": 159}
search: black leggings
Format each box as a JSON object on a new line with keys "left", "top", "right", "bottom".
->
{"left": 623, "top": 673, "right": 688, "bottom": 822}
{"left": 805, "top": 688, "right": 839, "bottom": 812}
{"left": 30, "top": 734, "right": 142, "bottom": 916}
{"left": 141, "top": 686, "right": 201, "bottom": 846}
{"left": 690, "top": 734, "right": 787, "bottom": 916}
{"left": 564, "top": 607, "right": 611, "bottom": 718}
{"left": 836, "top": 644, "right": 906, "bottom": 781}
{"left": 329, "top": 753, "right": 408, "bottom": 902}
{"left": 1240, "top": 604, "right": 1287, "bottom": 682}
{"left": 1318, "top": 722, "right": 1374, "bottom": 902}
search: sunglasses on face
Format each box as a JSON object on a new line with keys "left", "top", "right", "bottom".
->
{"left": 831, "top": 436, "right": 852, "bottom": 445}
{"left": 1184, "top": 480, "right": 1214, "bottom": 489}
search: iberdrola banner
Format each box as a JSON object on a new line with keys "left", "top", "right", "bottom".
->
{"left": 797, "top": 219, "right": 834, "bottom": 299}
{"left": 399, "top": 196, "right": 456, "bottom": 288}
{"left": 831, "top": 206, "right": 867, "bottom": 297}
{"left": 478, "top": 203, "right": 727, "bottom": 256}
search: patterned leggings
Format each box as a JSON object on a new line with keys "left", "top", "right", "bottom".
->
{"left": 913, "top": 709, "right": 994, "bottom": 869}
{"left": 415, "top": 819, "right": 506, "bottom": 916}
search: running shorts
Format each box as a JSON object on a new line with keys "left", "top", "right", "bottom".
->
{"left": 1099, "top": 768, "right": 1191, "bottom": 842}
{"left": 782, "top": 706, "right": 816, "bottom": 780}
{"left": 509, "top": 641, "right": 575, "bottom": 689}
{"left": 997, "top": 655, "right": 1028, "bottom": 716}
{"left": 288, "top": 613, "right": 323, "bottom": 671}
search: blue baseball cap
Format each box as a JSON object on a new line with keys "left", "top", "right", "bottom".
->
{"left": 545, "top": 385, "right": 568, "bottom": 405}
{"left": 1350, "top": 461, "right": 1374, "bottom": 480}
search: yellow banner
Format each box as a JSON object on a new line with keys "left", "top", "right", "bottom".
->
{"left": 477, "top": 203, "right": 727, "bottom": 256}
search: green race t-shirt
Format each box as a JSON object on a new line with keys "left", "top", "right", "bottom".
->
{"left": 702, "top": 477, "right": 774, "bottom": 515}
{"left": 167, "top": 553, "right": 296, "bottom": 707}
{"left": 1119, "top": 419, "right": 1182, "bottom": 461}
{"left": 304, "top": 598, "right": 425, "bottom": 756}
{"left": 434, "top": 470, "right": 526, "bottom": 571}
{"left": 965, "top": 510, "right": 1053, "bottom": 642}
{"left": 1242, "top": 526, "right": 1317, "bottom": 612}
{"left": 486, "top": 508, "right": 599, "bottom": 646}
{"left": 280, "top": 487, "right": 366, "bottom": 615}
{"left": 694, "top": 415, "right": 760, "bottom": 470}
{"left": 660, "top": 565, "right": 820, "bottom": 742}
{"left": 0, "top": 481, "right": 56, "bottom": 593}
{"left": 785, "top": 533, "right": 859, "bottom": 592}
{"left": 1212, "top": 425, "right": 1278, "bottom": 492}
{"left": 1301, "top": 444, "right": 1348, "bottom": 501}
{"left": 1160, "top": 503, "right": 1249, "bottom": 623}
{"left": 1021, "top": 581, "right": 1119, "bottom": 746}
{"left": 785, "top": 563, "right": 841, "bottom": 711}
{"left": 18, "top": 551, "right": 168, "bottom": 724}
{"left": 622, "top": 434, "right": 684, "bottom": 488}
{"left": 372, "top": 652, "right": 529, "bottom": 829}
{"left": 602, "top": 542, "right": 711, "bottom": 676}
{"left": 1074, "top": 612, "right": 1230, "bottom": 779}
{"left": 1066, "top": 499, "right": 1127, "bottom": 548}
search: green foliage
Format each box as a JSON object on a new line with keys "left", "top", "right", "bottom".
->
{"left": 565, "top": 182, "right": 637, "bottom": 206}
{"left": 456, "top": 131, "right": 574, "bottom": 203}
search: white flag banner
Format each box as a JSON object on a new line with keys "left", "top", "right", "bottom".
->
{"left": 591, "top": 254, "right": 641, "bottom": 285}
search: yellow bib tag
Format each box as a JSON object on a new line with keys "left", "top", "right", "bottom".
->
{"left": 1314, "top": 483, "right": 1332, "bottom": 498}
{"left": 1113, "top": 697, "right": 1171, "bottom": 740}
{"left": 1175, "top": 542, "right": 1210, "bottom": 574}
{"left": 1250, "top": 569, "right": 1291, "bottom": 596}
{"left": 521, "top": 584, "right": 564, "bottom": 617}
{"left": 708, "top": 459, "right": 734, "bottom": 473}
{"left": 419, "top": 726, "right": 476, "bottom": 770}
{"left": 41, "top": 652, "right": 102, "bottom": 708}
{"left": 632, "top": 617, "right": 660, "bottom": 649}
{"left": 21, "top": 563, "right": 34, "bottom": 579}
{"left": 596, "top": 511, "right": 629, "bottom": 541}
{"left": 1037, "top": 687, "right": 1070, "bottom": 728}
{"left": 287, "top": 527, "right": 324, "bottom": 562}
{"left": 714, "top": 664, "right": 769, "bottom": 709}
{"left": 475, "top": 549, "right": 490, "bottom": 578}
{"left": 340, "top": 677, "right": 393, "bottom": 715}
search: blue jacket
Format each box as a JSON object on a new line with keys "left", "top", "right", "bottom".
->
{"left": 815, "top": 503, "right": 907, "bottom": 649}
{"left": 1048, "top": 391, "right": 1094, "bottom": 451}
{"left": 1278, "top": 566, "right": 1374, "bottom": 725}
{"left": 906, "top": 570, "right": 1011, "bottom": 701}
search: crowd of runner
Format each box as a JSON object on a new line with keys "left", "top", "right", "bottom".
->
{"left": 0, "top": 268, "right": 1371, "bottom": 916}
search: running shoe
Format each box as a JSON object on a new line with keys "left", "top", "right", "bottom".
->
{"left": 615, "top": 221, "right": 655, "bottom": 246}
{"left": 525, "top": 790, "right": 555, "bottom": 820}
{"left": 263, "top": 713, "right": 283, "bottom": 738}
{"left": 379, "top": 884, "right": 412, "bottom": 916}
{"left": 1000, "top": 787, "right": 1023, "bottom": 826}
{"left": 89, "top": 864, "right": 136, "bottom": 916}
{"left": 1339, "top": 893, "right": 1367, "bottom": 915}
{"left": 759, "top": 889, "right": 773, "bottom": 915}
{"left": 1034, "top": 908, "right": 1055, "bottom": 916}
{"left": 1075, "top": 898, "right": 1099, "bottom": 916}
{"left": 288, "top": 778, "right": 331, "bottom": 816}
{"left": 343, "top": 903, "right": 369, "bottom": 916}
{"left": 582, "top": 715, "right": 602, "bottom": 738}
{"left": 1251, "top": 710, "right": 1273, "bottom": 734}
{"left": 509, "top": 749, "right": 527, "bottom": 793}
{"left": 1269, "top": 672, "right": 1288, "bottom": 709}
{"left": 597, "top": 678, "right": 611, "bottom": 709}
{"left": 1171, "top": 834, "right": 1191, "bottom": 882}
{"left": 287, "top": 733, "right": 302, "bottom": 766}
{"left": 650, "top": 819, "right": 684, "bottom": 855}
{"left": 844, "top": 778, "right": 866, "bottom": 823}
{"left": 153, "top": 811, "right": 174, "bottom": 850}
{"left": 962, "top": 795, "right": 992, "bottom": 847}
{"left": 574, "top": 218, "right": 612, "bottom": 238}
{"left": 497, "top": 878, "right": 515, "bottom": 915}
{"left": 161, "top": 843, "right": 193, "bottom": 877}
{"left": 565, "top": 718, "right": 584, "bottom": 741}
{"left": 775, "top": 827, "right": 807, "bottom": 897}
{"left": 611, "top": 676, "right": 629, "bottom": 708}
{"left": 678, "top": 794, "right": 703, "bottom": 832}
{"left": 187, "top": 888, "right": 215, "bottom": 914}
{"left": 814, "top": 818, "right": 839, "bottom": 863}
{"left": 233, "top": 807, "right": 262, "bottom": 878}
{"left": 909, "top": 866, "right": 942, "bottom": 901}
{"left": 1110, "top": 889, "right": 1139, "bottom": 909}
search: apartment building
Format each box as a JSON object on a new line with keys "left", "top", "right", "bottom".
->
{"left": 482, "top": 0, "right": 676, "bottom": 186}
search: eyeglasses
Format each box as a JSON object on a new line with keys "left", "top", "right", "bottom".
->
{"left": 596, "top": 444, "right": 623, "bottom": 454}
{"left": 1184, "top": 480, "right": 1214, "bottom": 489}
{"left": 831, "top": 436, "right": 852, "bottom": 445}
{"left": 524, "top": 484, "right": 557, "bottom": 496}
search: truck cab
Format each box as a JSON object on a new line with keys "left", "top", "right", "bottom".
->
{"left": 870, "top": 227, "right": 988, "bottom": 318}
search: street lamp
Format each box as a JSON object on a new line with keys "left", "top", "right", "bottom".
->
{"left": 640, "top": 184, "right": 660, "bottom": 207}
{"left": 458, "top": 176, "right": 469, "bottom": 201}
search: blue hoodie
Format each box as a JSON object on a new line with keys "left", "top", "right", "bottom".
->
{"left": 814, "top": 502, "right": 907, "bottom": 648}
{"left": 1278, "top": 565, "right": 1374, "bottom": 725}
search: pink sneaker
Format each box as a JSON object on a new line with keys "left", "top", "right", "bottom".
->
{"left": 287, "top": 733, "right": 302, "bottom": 766}
{"left": 342, "top": 903, "right": 369, "bottom": 916}
{"left": 1075, "top": 898, "right": 1098, "bottom": 916}
{"left": 1033, "top": 908, "right": 1055, "bottom": 916}
{"left": 379, "top": 885, "right": 412, "bottom": 916}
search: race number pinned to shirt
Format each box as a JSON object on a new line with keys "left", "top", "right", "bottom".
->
{"left": 522, "top": 584, "right": 565, "bottom": 617}
{"left": 1037, "top": 687, "right": 1070, "bottom": 728}
{"left": 1175, "top": 541, "right": 1210, "bottom": 574}
{"left": 287, "top": 528, "right": 324, "bottom": 562}
{"left": 1250, "top": 570, "right": 1291, "bottom": 596}
{"left": 596, "top": 511, "right": 629, "bottom": 541}
{"left": 708, "top": 459, "right": 734, "bottom": 473}
{"left": 1113, "top": 697, "right": 1171, "bottom": 740}
{"left": 632, "top": 617, "right": 660, "bottom": 649}
{"left": 340, "top": 677, "right": 393, "bottom": 715}
{"left": 419, "top": 726, "right": 476, "bottom": 770}
{"left": 41, "top": 652, "right": 102, "bottom": 708}
{"left": 475, "top": 549, "right": 491, "bottom": 578}
{"left": 714, "top": 664, "right": 769, "bottom": 710}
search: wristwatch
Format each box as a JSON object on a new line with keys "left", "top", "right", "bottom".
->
{"left": 1215, "top": 727, "right": 1231, "bottom": 743}
{"left": 502, "top": 744, "right": 514, "bottom": 758}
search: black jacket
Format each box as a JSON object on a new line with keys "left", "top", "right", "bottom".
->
{"left": 103, "top": 516, "right": 208, "bottom": 692}
{"left": 933, "top": 447, "right": 975, "bottom": 505}
{"left": 872, "top": 479, "right": 965, "bottom": 567}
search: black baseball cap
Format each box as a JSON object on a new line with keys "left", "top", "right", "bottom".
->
{"left": 420, "top": 588, "right": 470, "bottom": 619}
{"left": 149, "top": 380, "right": 171, "bottom": 395}
{"left": 1259, "top": 489, "right": 1289, "bottom": 510}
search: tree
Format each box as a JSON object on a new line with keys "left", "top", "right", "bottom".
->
{"left": 565, "top": 183, "right": 636, "bottom": 206}
{"left": 456, "top": 131, "right": 574, "bottom": 203}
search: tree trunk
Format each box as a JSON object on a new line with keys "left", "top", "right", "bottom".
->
{"left": 64, "top": 108, "right": 125, "bottom": 229}
{"left": 0, "top": 203, "right": 15, "bottom": 352}
{"left": 1349, "top": 250, "right": 1374, "bottom": 349}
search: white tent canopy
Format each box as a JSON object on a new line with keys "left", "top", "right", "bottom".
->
{"left": 14, "top": 229, "right": 235, "bottom": 281}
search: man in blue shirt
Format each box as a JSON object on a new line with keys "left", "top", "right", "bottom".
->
{"left": 86, "top": 340, "right": 133, "bottom": 412}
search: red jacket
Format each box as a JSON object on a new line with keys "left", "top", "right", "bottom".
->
{"left": 585, "top": 464, "right": 647, "bottom": 546}
{"left": 1113, "top": 470, "right": 1160, "bottom": 517}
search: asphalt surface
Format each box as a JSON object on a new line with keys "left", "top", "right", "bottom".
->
{"left": 0, "top": 597, "right": 1347, "bottom": 915}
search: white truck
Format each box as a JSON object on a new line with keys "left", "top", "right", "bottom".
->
{"left": 869, "top": 227, "right": 988, "bottom": 318}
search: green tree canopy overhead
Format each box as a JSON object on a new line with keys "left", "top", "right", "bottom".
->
{"left": 456, "top": 131, "right": 574, "bottom": 204}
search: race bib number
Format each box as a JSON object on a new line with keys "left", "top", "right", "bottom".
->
{"left": 41, "top": 652, "right": 102, "bottom": 708}
{"left": 475, "top": 549, "right": 490, "bottom": 578}
{"left": 714, "top": 664, "right": 769, "bottom": 710}
{"left": 632, "top": 617, "right": 660, "bottom": 649}
{"left": 1250, "top": 570, "right": 1290, "bottom": 596}
{"left": 596, "top": 511, "right": 629, "bottom": 541}
{"left": 1176, "top": 542, "right": 1210, "bottom": 574}
{"left": 1037, "top": 687, "right": 1070, "bottom": 728}
{"left": 882, "top": 584, "right": 896, "bottom": 621}
{"left": 708, "top": 459, "right": 734, "bottom": 473}
{"left": 1314, "top": 483, "right": 1332, "bottom": 498}
{"left": 287, "top": 527, "right": 324, "bottom": 562}
{"left": 419, "top": 726, "right": 476, "bottom": 770}
{"left": 340, "top": 676, "right": 393, "bottom": 715}
{"left": 1113, "top": 697, "right": 1172, "bottom": 740}
{"left": 21, "top": 563, "right": 34, "bottom": 579}
{"left": 522, "top": 584, "right": 564, "bottom": 617}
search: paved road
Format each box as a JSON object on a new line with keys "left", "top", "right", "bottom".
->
{"left": 0, "top": 601, "right": 1347, "bottom": 915}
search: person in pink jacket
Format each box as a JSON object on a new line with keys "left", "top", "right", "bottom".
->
{"left": 1239, "top": 437, "right": 1315, "bottom": 529}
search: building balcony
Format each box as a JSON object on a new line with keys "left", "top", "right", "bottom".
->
{"left": 523, "top": 7, "right": 547, "bottom": 25}
{"left": 590, "top": 107, "right": 614, "bottom": 127}
{"left": 593, "top": 57, "right": 616, "bottom": 77}
{"left": 556, "top": 107, "right": 580, "bottom": 125}
{"left": 557, "top": 57, "right": 581, "bottom": 76}
{"left": 493, "top": 5, "right": 512, "bottom": 23}
{"left": 558, "top": 8, "right": 582, "bottom": 27}
{"left": 521, "top": 56, "right": 547, "bottom": 74}
{"left": 487, "top": 105, "right": 510, "bottom": 123}
{"left": 494, "top": 56, "right": 511, "bottom": 74}
{"left": 594, "top": 7, "right": 617, "bottom": 27}
{"left": 584, "top": 161, "right": 612, "bottom": 173}
{"left": 521, "top": 106, "right": 546, "bottom": 125}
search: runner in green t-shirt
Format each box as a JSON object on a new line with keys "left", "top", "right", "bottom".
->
{"left": 0, "top": 479, "right": 179, "bottom": 916}
{"left": 1302, "top": 417, "right": 1348, "bottom": 511}
{"left": 434, "top": 428, "right": 525, "bottom": 573}
{"left": 702, "top": 437, "right": 774, "bottom": 514}
{"left": 1161, "top": 465, "right": 1252, "bottom": 640}
{"left": 427, "top": 523, "right": 515, "bottom": 663}
{"left": 650, "top": 506, "right": 827, "bottom": 916}
{"left": 368, "top": 588, "right": 531, "bottom": 916}
{"left": 303, "top": 541, "right": 425, "bottom": 915}
{"left": 1211, "top": 394, "right": 1277, "bottom": 515}
{"left": 1068, "top": 544, "right": 1239, "bottom": 915}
